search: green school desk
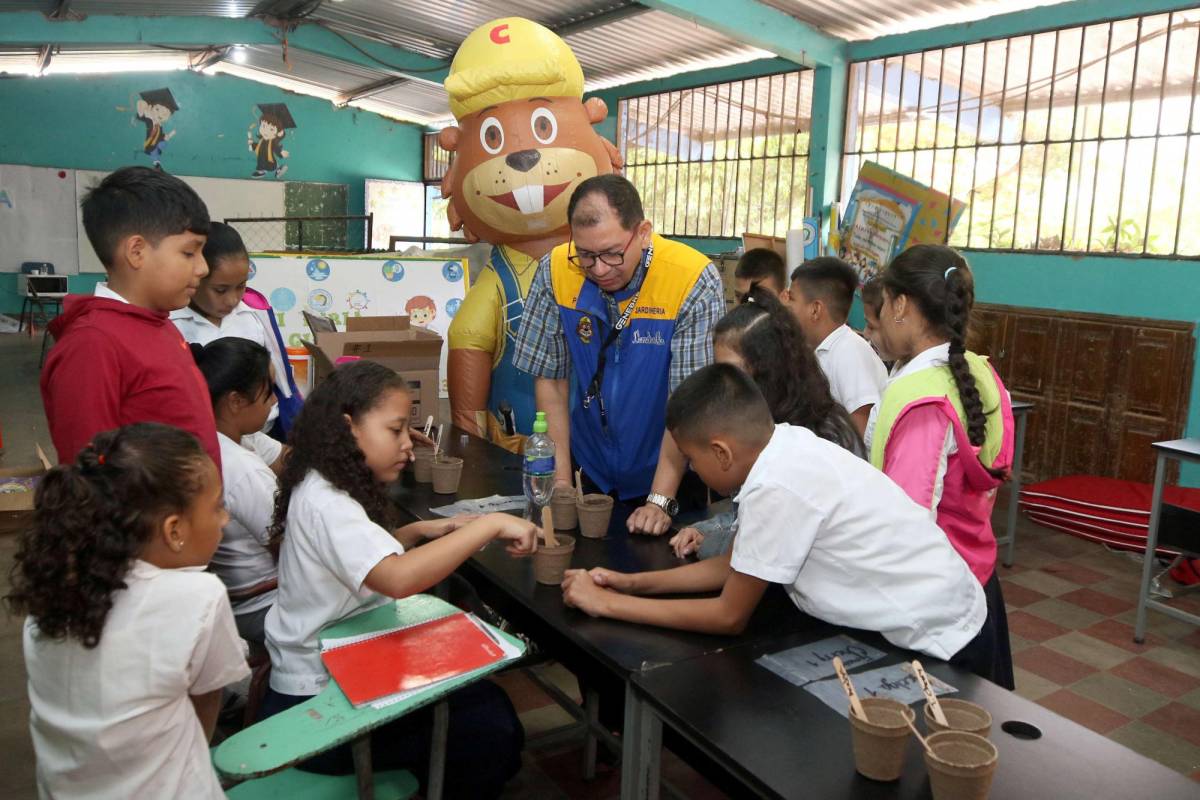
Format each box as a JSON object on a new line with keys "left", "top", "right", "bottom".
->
{"left": 213, "top": 594, "right": 524, "bottom": 800}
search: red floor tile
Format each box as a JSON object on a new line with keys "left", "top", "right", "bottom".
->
{"left": 1041, "top": 561, "right": 1111, "bottom": 586}
{"left": 1111, "top": 658, "right": 1200, "bottom": 699}
{"left": 1002, "top": 582, "right": 1050, "bottom": 608}
{"left": 1182, "top": 629, "right": 1200, "bottom": 651}
{"left": 1142, "top": 703, "right": 1200, "bottom": 748}
{"left": 1007, "top": 610, "right": 1069, "bottom": 642}
{"left": 1014, "top": 646, "right": 1098, "bottom": 686}
{"left": 1060, "top": 587, "right": 1135, "bottom": 617}
{"left": 1037, "top": 688, "right": 1131, "bottom": 734}
{"left": 1081, "top": 619, "right": 1160, "bottom": 654}
{"left": 534, "top": 745, "right": 621, "bottom": 800}
{"left": 495, "top": 670, "right": 556, "bottom": 714}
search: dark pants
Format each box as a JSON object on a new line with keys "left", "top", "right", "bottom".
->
{"left": 950, "top": 570, "right": 1016, "bottom": 689}
{"left": 258, "top": 680, "right": 523, "bottom": 799}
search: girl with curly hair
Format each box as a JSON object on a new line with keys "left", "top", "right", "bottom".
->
{"left": 261, "top": 359, "right": 537, "bottom": 798}
{"left": 6, "top": 423, "right": 249, "bottom": 799}
{"left": 192, "top": 337, "right": 280, "bottom": 644}
{"left": 669, "top": 285, "right": 866, "bottom": 559}
{"left": 872, "top": 244, "right": 1016, "bottom": 689}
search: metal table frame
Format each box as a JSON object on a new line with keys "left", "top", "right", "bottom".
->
{"left": 996, "top": 400, "right": 1034, "bottom": 568}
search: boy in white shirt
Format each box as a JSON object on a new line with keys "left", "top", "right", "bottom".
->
{"left": 562, "top": 363, "right": 995, "bottom": 674}
{"left": 785, "top": 256, "right": 887, "bottom": 438}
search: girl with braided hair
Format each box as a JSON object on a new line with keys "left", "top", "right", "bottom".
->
{"left": 6, "top": 423, "right": 249, "bottom": 798}
{"left": 872, "top": 244, "right": 1016, "bottom": 689}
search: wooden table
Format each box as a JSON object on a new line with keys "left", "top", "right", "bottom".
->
{"left": 630, "top": 627, "right": 1200, "bottom": 800}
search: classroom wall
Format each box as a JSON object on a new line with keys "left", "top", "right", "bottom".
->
{"left": 0, "top": 68, "right": 424, "bottom": 312}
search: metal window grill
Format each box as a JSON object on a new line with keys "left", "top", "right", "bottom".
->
{"left": 843, "top": 8, "right": 1200, "bottom": 257}
{"left": 618, "top": 69, "right": 814, "bottom": 239}
{"left": 424, "top": 131, "right": 453, "bottom": 184}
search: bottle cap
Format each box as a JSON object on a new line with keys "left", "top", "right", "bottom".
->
{"left": 532, "top": 410, "right": 548, "bottom": 434}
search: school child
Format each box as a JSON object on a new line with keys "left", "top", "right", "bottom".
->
{"left": 670, "top": 286, "right": 864, "bottom": 559}
{"left": 261, "top": 360, "right": 537, "bottom": 798}
{"left": 193, "top": 338, "right": 281, "bottom": 644}
{"left": 785, "top": 256, "right": 887, "bottom": 438}
{"left": 172, "top": 221, "right": 304, "bottom": 443}
{"left": 562, "top": 364, "right": 995, "bottom": 679}
{"left": 5, "top": 423, "right": 249, "bottom": 799}
{"left": 41, "top": 166, "right": 220, "bottom": 467}
{"left": 869, "top": 244, "right": 1016, "bottom": 688}
{"left": 733, "top": 247, "right": 787, "bottom": 301}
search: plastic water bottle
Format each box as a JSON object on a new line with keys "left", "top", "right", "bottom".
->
{"left": 523, "top": 411, "right": 556, "bottom": 519}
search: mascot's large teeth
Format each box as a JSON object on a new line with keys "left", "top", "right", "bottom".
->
{"left": 512, "top": 184, "right": 545, "bottom": 214}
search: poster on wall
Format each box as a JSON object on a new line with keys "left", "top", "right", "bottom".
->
{"left": 247, "top": 254, "right": 469, "bottom": 396}
{"left": 839, "top": 161, "right": 966, "bottom": 281}
{"left": 0, "top": 165, "right": 78, "bottom": 273}
{"left": 116, "top": 87, "right": 180, "bottom": 170}
{"left": 248, "top": 103, "right": 296, "bottom": 179}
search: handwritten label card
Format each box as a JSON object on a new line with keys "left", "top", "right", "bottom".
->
{"left": 804, "top": 663, "right": 957, "bottom": 719}
{"left": 756, "top": 635, "right": 887, "bottom": 687}
{"left": 430, "top": 495, "right": 526, "bottom": 517}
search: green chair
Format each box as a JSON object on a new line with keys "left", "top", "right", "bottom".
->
{"left": 214, "top": 594, "right": 524, "bottom": 800}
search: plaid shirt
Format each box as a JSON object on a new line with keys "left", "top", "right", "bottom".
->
{"left": 512, "top": 245, "right": 726, "bottom": 393}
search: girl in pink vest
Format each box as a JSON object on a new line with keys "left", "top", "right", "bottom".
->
{"left": 870, "top": 245, "right": 1016, "bottom": 689}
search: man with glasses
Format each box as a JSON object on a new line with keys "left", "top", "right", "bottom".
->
{"left": 512, "top": 174, "right": 726, "bottom": 534}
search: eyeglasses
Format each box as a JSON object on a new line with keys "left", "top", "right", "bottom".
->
{"left": 567, "top": 229, "right": 639, "bottom": 271}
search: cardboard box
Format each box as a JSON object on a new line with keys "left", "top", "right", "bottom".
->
{"left": 0, "top": 445, "right": 51, "bottom": 535}
{"left": 304, "top": 316, "right": 442, "bottom": 425}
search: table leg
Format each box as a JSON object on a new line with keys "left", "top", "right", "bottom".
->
{"left": 1003, "top": 409, "right": 1029, "bottom": 568}
{"left": 582, "top": 687, "right": 599, "bottom": 780}
{"left": 620, "top": 685, "right": 662, "bottom": 800}
{"left": 1135, "top": 452, "right": 1168, "bottom": 643}
{"left": 428, "top": 699, "right": 449, "bottom": 800}
{"left": 351, "top": 734, "right": 374, "bottom": 800}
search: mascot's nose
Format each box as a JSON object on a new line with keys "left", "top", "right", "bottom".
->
{"left": 506, "top": 149, "right": 541, "bottom": 173}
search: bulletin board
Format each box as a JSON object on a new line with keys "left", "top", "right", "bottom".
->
{"left": 246, "top": 254, "right": 470, "bottom": 396}
{"left": 75, "top": 170, "right": 287, "bottom": 273}
{"left": 0, "top": 165, "right": 79, "bottom": 273}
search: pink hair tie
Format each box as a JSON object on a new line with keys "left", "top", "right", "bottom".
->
{"left": 335, "top": 356, "right": 361, "bottom": 365}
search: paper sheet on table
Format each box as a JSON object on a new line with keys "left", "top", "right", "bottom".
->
{"left": 429, "top": 494, "right": 526, "bottom": 517}
{"left": 804, "top": 663, "right": 956, "bottom": 718}
{"left": 756, "top": 635, "right": 887, "bottom": 687}
{"left": 322, "top": 614, "right": 522, "bottom": 710}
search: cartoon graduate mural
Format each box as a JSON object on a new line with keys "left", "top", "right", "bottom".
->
{"left": 135, "top": 88, "right": 178, "bottom": 169}
{"left": 248, "top": 103, "right": 295, "bottom": 178}
{"left": 441, "top": 18, "right": 622, "bottom": 452}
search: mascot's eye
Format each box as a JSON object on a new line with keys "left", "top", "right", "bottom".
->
{"left": 480, "top": 117, "right": 505, "bottom": 155}
{"left": 531, "top": 108, "right": 558, "bottom": 145}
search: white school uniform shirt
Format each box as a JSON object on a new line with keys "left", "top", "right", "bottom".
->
{"left": 23, "top": 561, "right": 249, "bottom": 800}
{"left": 171, "top": 300, "right": 269, "bottom": 348}
{"left": 93, "top": 282, "right": 129, "bottom": 303}
{"left": 814, "top": 324, "right": 888, "bottom": 416}
{"left": 730, "top": 423, "right": 985, "bottom": 660}
{"left": 215, "top": 432, "right": 280, "bottom": 615}
{"left": 265, "top": 469, "right": 404, "bottom": 695}
{"left": 864, "top": 343, "right": 957, "bottom": 517}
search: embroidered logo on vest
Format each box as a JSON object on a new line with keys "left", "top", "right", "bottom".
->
{"left": 576, "top": 316, "right": 594, "bottom": 344}
{"left": 631, "top": 330, "right": 666, "bottom": 346}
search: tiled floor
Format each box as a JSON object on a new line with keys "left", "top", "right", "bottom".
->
{"left": 1, "top": 331, "right": 1199, "bottom": 797}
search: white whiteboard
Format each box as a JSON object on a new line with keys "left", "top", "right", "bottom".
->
{"left": 75, "top": 170, "right": 286, "bottom": 274}
{"left": 0, "top": 165, "right": 79, "bottom": 274}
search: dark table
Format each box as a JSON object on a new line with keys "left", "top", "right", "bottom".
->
{"left": 630, "top": 627, "right": 1200, "bottom": 800}
{"left": 1135, "top": 438, "right": 1200, "bottom": 641}
{"left": 389, "top": 426, "right": 813, "bottom": 798}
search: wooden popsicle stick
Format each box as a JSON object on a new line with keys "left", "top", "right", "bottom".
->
{"left": 912, "top": 660, "right": 949, "bottom": 726}
{"left": 423, "top": 415, "right": 434, "bottom": 437}
{"left": 833, "top": 657, "right": 866, "bottom": 720}
{"left": 541, "top": 506, "right": 558, "bottom": 547}
{"left": 907, "top": 719, "right": 935, "bottom": 757}
{"left": 574, "top": 469, "right": 583, "bottom": 496}
{"left": 434, "top": 424, "right": 445, "bottom": 459}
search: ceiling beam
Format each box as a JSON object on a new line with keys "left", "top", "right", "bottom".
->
{"left": 333, "top": 75, "right": 407, "bottom": 107}
{"left": 552, "top": 3, "right": 652, "bottom": 38}
{"left": 49, "top": 0, "right": 71, "bottom": 20}
{"left": 189, "top": 45, "right": 231, "bottom": 72}
{"left": 637, "top": 0, "right": 846, "bottom": 67}
{"left": 35, "top": 44, "right": 52, "bottom": 74}
{"left": 0, "top": 11, "right": 451, "bottom": 83}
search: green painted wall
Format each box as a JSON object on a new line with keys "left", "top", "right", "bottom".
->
{"left": 0, "top": 68, "right": 423, "bottom": 312}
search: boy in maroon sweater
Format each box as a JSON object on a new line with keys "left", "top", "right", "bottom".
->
{"left": 41, "top": 166, "right": 220, "bottom": 467}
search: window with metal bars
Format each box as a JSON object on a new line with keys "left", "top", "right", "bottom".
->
{"left": 843, "top": 8, "right": 1200, "bottom": 257}
{"left": 618, "top": 70, "right": 814, "bottom": 239}
{"left": 424, "top": 131, "right": 452, "bottom": 184}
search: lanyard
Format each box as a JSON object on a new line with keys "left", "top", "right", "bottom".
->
{"left": 582, "top": 247, "right": 651, "bottom": 430}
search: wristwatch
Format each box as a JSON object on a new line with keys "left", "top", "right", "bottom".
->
{"left": 645, "top": 493, "right": 680, "bottom": 517}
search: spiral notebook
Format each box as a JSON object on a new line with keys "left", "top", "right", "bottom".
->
{"left": 320, "top": 611, "right": 519, "bottom": 709}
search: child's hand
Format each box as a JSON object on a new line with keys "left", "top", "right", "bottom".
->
{"left": 579, "top": 567, "right": 635, "bottom": 594}
{"left": 485, "top": 513, "right": 538, "bottom": 557}
{"left": 410, "top": 428, "right": 435, "bottom": 448}
{"left": 562, "top": 569, "right": 615, "bottom": 617}
{"left": 669, "top": 528, "right": 704, "bottom": 559}
{"left": 427, "top": 514, "right": 480, "bottom": 538}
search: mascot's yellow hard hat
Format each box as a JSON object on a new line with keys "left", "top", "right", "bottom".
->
{"left": 445, "top": 17, "right": 584, "bottom": 120}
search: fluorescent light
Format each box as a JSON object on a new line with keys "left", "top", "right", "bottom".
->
{"left": 231, "top": 46, "right": 247, "bottom": 64}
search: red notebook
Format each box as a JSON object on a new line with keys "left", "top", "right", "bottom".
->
{"left": 321, "top": 612, "right": 507, "bottom": 708}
